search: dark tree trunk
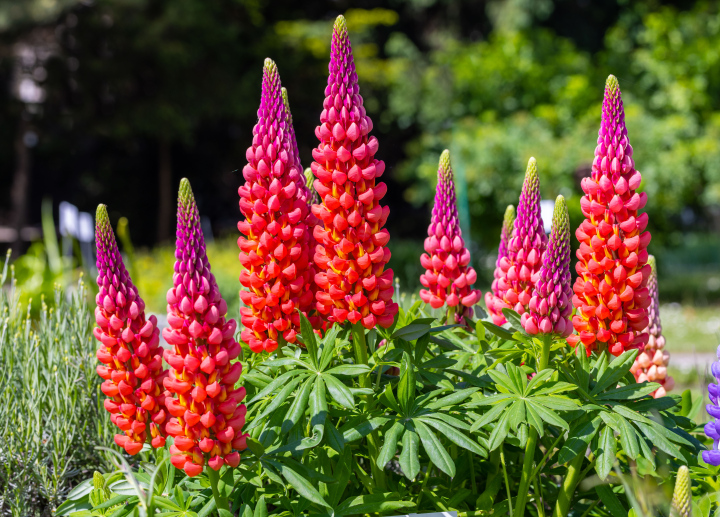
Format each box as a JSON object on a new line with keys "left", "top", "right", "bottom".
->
{"left": 10, "top": 114, "right": 30, "bottom": 258}
{"left": 157, "top": 139, "right": 172, "bottom": 244}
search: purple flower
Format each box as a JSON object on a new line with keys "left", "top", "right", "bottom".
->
{"left": 705, "top": 343, "right": 720, "bottom": 465}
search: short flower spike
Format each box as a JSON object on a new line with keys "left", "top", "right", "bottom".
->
{"left": 485, "top": 204, "right": 515, "bottom": 320}
{"left": 706, "top": 346, "right": 720, "bottom": 465}
{"left": 419, "top": 150, "right": 481, "bottom": 317}
{"left": 629, "top": 256, "right": 673, "bottom": 397}
{"left": 569, "top": 75, "right": 652, "bottom": 356}
{"left": 521, "top": 196, "right": 572, "bottom": 337}
{"left": 238, "top": 59, "right": 316, "bottom": 353}
{"left": 670, "top": 465, "right": 691, "bottom": 517}
{"left": 486, "top": 157, "right": 547, "bottom": 324}
{"left": 310, "top": 15, "right": 398, "bottom": 329}
{"left": 93, "top": 204, "right": 168, "bottom": 455}
{"left": 164, "top": 179, "right": 247, "bottom": 476}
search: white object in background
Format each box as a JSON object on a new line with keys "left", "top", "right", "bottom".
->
{"left": 77, "top": 212, "right": 94, "bottom": 243}
{"left": 59, "top": 201, "right": 79, "bottom": 237}
{"left": 390, "top": 513, "right": 457, "bottom": 517}
{"left": 540, "top": 199, "right": 554, "bottom": 234}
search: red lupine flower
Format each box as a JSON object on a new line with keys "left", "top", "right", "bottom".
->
{"left": 310, "top": 15, "right": 398, "bottom": 329}
{"left": 419, "top": 150, "right": 481, "bottom": 317}
{"left": 238, "top": 59, "right": 315, "bottom": 353}
{"left": 485, "top": 204, "right": 515, "bottom": 323}
{"left": 164, "top": 179, "right": 247, "bottom": 477}
{"left": 569, "top": 75, "right": 652, "bottom": 357}
{"left": 521, "top": 195, "right": 573, "bottom": 337}
{"left": 93, "top": 204, "right": 168, "bottom": 455}
{"left": 629, "top": 256, "right": 673, "bottom": 397}
{"left": 486, "top": 157, "right": 548, "bottom": 325}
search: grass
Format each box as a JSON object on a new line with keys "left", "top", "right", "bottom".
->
{"left": 661, "top": 303, "right": 720, "bottom": 354}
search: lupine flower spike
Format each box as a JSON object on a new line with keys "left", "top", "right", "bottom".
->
{"left": 419, "top": 150, "right": 481, "bottom": 321}
{"left": 94, "top": 205, "right": 168, "bottom": 455}
{"left": 521, "top": 195, "right": 572, "bottom": 337}
{"left": 569, "top": 75, "right": 651, "bottom": 356}
{"left": 630, "top": 256, "right": 673, "bottom": 397}
{"left": 310, "top": 15, "right": 398, "bottom": 329}
{"left": 282, "top": 87, "right": 313, "bottom": 208}
{"left": 670, "top": 465, "right": 692, "bottom": 517}
{"left": 704, "top": 345, "right": 720, "bottom": 465}
{"left": 487, "top": 158, "right": 547, "bottom": 324}
{"left": 164, "top": 179, "right": 247, "bottom": 477}
{"left": 485, "top": 204, "right": 515, "bottom": 323}
{"left": 238, "top": 59, "right": 315, "bottom": 352}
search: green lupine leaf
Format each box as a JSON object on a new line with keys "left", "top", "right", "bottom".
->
{"left": 524, "top": 401, "right": 544, "bottom": 435}
{"left": 323, "top": 374, "right": 355, "bottom": 409}
{"left": 596, "top": 382, "right": 661, "bottom": 400}
{"left": 253, "top": 496, "right": 268, "bottom": 517}
{"left": 392, "top": 323, "right": 431, "bottom": 341}
{"left": 596, "top": 426, "right": 617, "bottom": 480}
{"left": 501, "top": 309, "right": 529, "bottom": 336}
{"left": 298, "top": 311, "right": 319, "bottom": 368}
{"left": 325, "top": 364, "right": 371, "bottom": 376}
{"left": 482, "top": 321, "right": 515, "bottom": 341}
{"left": 525, "top": 369, "right": 554, "bottom": 393}
{"left": 558, "top": 415, "right": 602, "bottom": 464}
{"left": 399, "top": 424, "right": 421, "bottom": 480}
{"left": 467, "top": 393, "right": 514, "bottom": 407}
{"left": 470, "top": 399, "right": 514, "bottom": 432}
{"left": 398, "top": 351, "right": 416, "bottom": 412}
{"left": 414, "top": 419, "right": 455, "bottom": 477}
{"left": 247, "top": 375, "right": 306, "bottom": 430}
{"left": 417, "top": 416, "right": 486, "bottom": 457}
{"left": 627, "top": 396, "right": 678, "bottom": 412}
{"left": 319, "top": 326, "right": 343, "bottom": 370}
{"left": 532, "top": 395, "right": 580, "bottom": 411}
{"left": 526, "top": 401, "right": 568, "bottom": 430}
{"left": 376, "top": 421, "right": 404, "bottom": 467}
{"left": 531, "top": 381, "right": 577, "bottom": 396}
{"left": 276, "top": 462, "right": 331, "bottom": 508}
{"left": 488, "top": 410, "right": 512, "bottom": 451}
{"left": 379, "top": 384, "right": 401, "bottom": 413}
{"left": 508, "top": 400, "right": 526, "bottom": 429}
{"left": 335, "top": 493, "right": 414, "bottom": 516}
{"left": 248, "top": 370, "right": 308, "bottom": 405}
{"left": 425, "top": 387, "right": 478, "bottom": 410}
{"left": 616, "top": 415, "right": 639, "bottom": 460}
{"left": 506, "top": 362, "right": 528, "bottom": 394}
{"left": 633, "top": 421, "right": 683, "bottom": 458}
{"left": 487, "top": 369, "right": 520, "bottom": 395}
{"left": 427, "top": 411, "right": 471, "bottom": 431}
{"left": 324, "top": 420, "right": 344, "bottom": 453}
{"left": 341, "top": 416, "right": 391, "bottom": 443}
{"left": 590, "top": 350, "right": 638, "bottom": 395}
{"left": 281, "top": 376, "right": 314, "bottom": 434}
{"left": 595, "top": 485, "right": 626, "bottom": 517}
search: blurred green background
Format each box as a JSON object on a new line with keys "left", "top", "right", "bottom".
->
{"left": 2, "top": 0, "right": 720, "bottom": 355}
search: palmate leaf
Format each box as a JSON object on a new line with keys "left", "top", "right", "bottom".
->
{"left": 246, "top": 375, "right": 307, "bottom": 431}
{"left": 596, "top": 426, "right": 617, "bottom": 480}
{"left": 334, "top": 493, "right": 414, "bottom": 516}
{"left": 281, "top": 376, "right": 314, "bottom": 434}
{"left": 298, "top": 311, "right": 319, "bottom": 369}
{"left": 558, "top": 415, "right": 602, "bottom": 464}
{"left": 248, "top": 369, "right": 307, "bottom": 405}
{"left": 482, "top": 320, "right": 515, "bottom": 341}
{"left": 487, "top": 369, "right": 521, "bottom": 395}
{"left": 470, "top": 399, "right": 514, "bottom": 432}
{"left": 527, "top": 400, "right": 568, "bottom": 431}
{"left": 414, "top": 419, "right": 455, "bottom": 477}
{"left": 397, "top": 351, "right": 416, "bottom": 412}
{"left": 426, "top": 387, "right": 478, "bottom": 410}
{"left": 399, "top": 423, "right": 421, "bottom": 480}
{"left": 596, "top": 382, "right": 661, "bottom": 400}
{"left": 488, "top": 410, "right": 512, "bottom": 451}
{"left": 417, "top": 416, "right": 486, "bottom": 457}
{"left": 323, "top": 374, "right": 355, "bottom": 409}
{"left": 376, "top": 421, "right": 404, "bottom": 467}
{"left": 391, "top": 323, "right": 431, "bottom": 342}
{"left": 590, "top": 350, "right": 638, "bottom": 395}
{"left": 266, "top": 459, "right": 331, "bottom": 509}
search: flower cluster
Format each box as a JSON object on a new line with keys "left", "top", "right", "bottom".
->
{"left": 310, "top": 15, "right": 398, "bottom": 329}
{"left": 705, "top": 347, "right": 720, "bottom": 465}
{"left": 164, "top": 179, "right": 247, "bottom": 476}
{"left": 419, "top": 150, "right": 481, "bottom": 315}
{"left": 521, "top": 195, "right": 572, "bottom": 337}
{"left": 629, "top": 256, "right": 673, "bottom": 397}
{"left": 569, "top": 75, "right": 652, "bottom": 356}
{"left": 485, "top": 204, "right": 515, "bottom": 321}
{"left": 486, "top": 158, "right": 547, "bottom": 325}
{"left": 94, "top": 205, "right": 168, "bottom": 455}
{"left": 238, "top": 59, "right": 315, "bottom": 352}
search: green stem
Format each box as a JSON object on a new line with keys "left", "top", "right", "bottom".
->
{"left": 415, "top": 460, "right": 434, "bottom": 510}
{"left": 500, "top": 448, "right": 513, "bottom": 517}
{"left": 207, "top": 467, "right": 229, "bottom": 512}
{"left": 538, "top": 334, "right": 552, "bottom": 371}
{"left": 533, "top": 476, "right": 545, "bottom": 517}
{"left": 512, "top": 429, "right": 538, "bottom": 517}
{"left": 469, "top": 452, "right": 477, "bottom": 495}
{"left": 552, "top": 452, "right": 585, "bottom": 517}
{"left": 351, "top": 322, "right": 387, "bottom": 492}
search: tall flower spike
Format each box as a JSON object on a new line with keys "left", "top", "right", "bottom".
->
{"left": 569, "top": 75, "right": 652, "bottom": 357}
{"left": 670, "top": 466, "right": 691, "bottom": 517}
{"left": 485, "top": 204, "right": 515, "bottom": 323}
{"left": 419, "top": 150, "right": 481, "bottom": 315}
{"left": 164, "top": 179, "right": 247, "bottom": 477}
{"left": 630, "top": 256, "right": 673, "bottom": 397}
{"left": 487, "top": 158, "right": 547, "bottom": 324}
{"left": 521, "top": 196, "right": 572, "bottom": 337}
{"left": 238, "top": 59, "right": 315, "bottom": 353}
{"left": 93, "top": 205, "right": 168, "bottom": 456}
{"left": 705, "top": 344, "right": 720, "bottom": 465}
{"left": 282, "top": 87, "right": 313, "bottom": 207}
{"left": 310, "top": 15, "right": 398, "bottom": 329}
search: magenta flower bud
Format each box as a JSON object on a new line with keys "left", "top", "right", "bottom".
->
{"left": 486, "top": 204, "right": 515, "bottom": 319}
{"left": 419, "top": 150, "right": 481, "bottom": 318}
{"left": 487, "top": 158, "right": 547, "bottom": 325}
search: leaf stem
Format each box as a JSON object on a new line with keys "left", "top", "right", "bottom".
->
{"left": 512, "top": 428, "right": 538, "bottom": 517}
{"left": 552, "top": 452, "right": 585, "bottom": 517}
{"left": 207, "top": 467, "right": 230, "bottom": 512}
{"left": 469, "top": 452, "right": 477, "bottom": 494}
{"left": 500, "top": 447, "right": 513, "bottom": 517}
{"left": 538, "top": 334, "right": 552, "bottom": 371}
{"left": 415, "top": 459, "right": 434, "bottom": 510}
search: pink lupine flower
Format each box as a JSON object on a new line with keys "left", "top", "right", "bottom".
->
{"left": 237, "top": 59, "right": 315, "bottom": 353}
{"left": 93, "top": 205, "right": 168, "bottom": 455}
{"left": 419, "top": 150, "right": 481, "bottom": 316}
{"left": 629, "top": 256, "right": 673, "bottom": 397}
{"left": 310, "top": 15, "right": 398, "bottom": 329}
{"left": 485, "top": 204, "right": 515, "bottom": 324}
{"left": 487, "top": 157, "right": 547, "bottom": 324}
{"left": 569, "top": 75, "right": 651, "bottom": 357}
{"left": 164, "top": 179, "right": 247, "bottom": 476}
{"left": 521, "top": 195, "right": 573, "bottom": 337}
